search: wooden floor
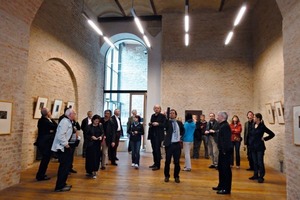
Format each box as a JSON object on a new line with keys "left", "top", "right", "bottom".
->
{"left": 0, "top": 152, "right": 286, "bottom": 200}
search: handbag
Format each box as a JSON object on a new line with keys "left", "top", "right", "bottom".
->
{"left": 233, "top": 136, "right": 242, "bottom": 142}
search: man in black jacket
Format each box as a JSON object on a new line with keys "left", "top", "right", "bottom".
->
{"left": 148, "top": 105, "right": 166, "bottom": 171}
{"left": 81, "top": 111, "right": 93, "bottom": 158}
{"left": 163, "top": 109, "right": 184, "bottom": 183}
{"left": 212, "top": 111, "right": 233, "bottom": 195}
{"left": 35, "top": 108, "right": 57, "bottom": 181}
{"left": 111, "top": 109, "right": 123, "bottom": 161}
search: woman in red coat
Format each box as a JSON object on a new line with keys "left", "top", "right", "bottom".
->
{"left": 229, "top": 115, "right": 242, "bottom": 168}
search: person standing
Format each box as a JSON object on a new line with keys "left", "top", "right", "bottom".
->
{"left": 127, "top": 109, "right": 137, "bottom": 153}
{"left": 248, "top": 113, "right": 275, "bottom": 183}
{"left": 163, "top": 109, "right": 184, "bottom": 183}
{"left": 101, "top": 110, "right": 116, "bottom": 167}
{"left": 81, "top": 111, "right": 93, "bottom": 158}
{"left": 182, "top": 113, "right": 195, "bottom": 171}
{"left": 230, "top": 115, "right": 242, "bottom": 168}
{"left": 85, "top": 115, "right": 104, "bottom": 178}
{"left": 111, "top": 109, "right": 123, "bottom": 161}
{"left": 148, "top": 105, "right": 166, "bottom": 171}
{"left": 51, "top": 108, "right": 76, "bottom": 192}
{"left": 205, "top": 113, "right": 220, "bottom": 169}
{"left": 244, "top": 111, "right": 255, "bottom": 171}
{"left": 212, "top": 111, "right": 233, "bottom": 195}
{"left": 35, "top": 108, "right": 57, "bottom": 181}
{"left": 128, "top": 115, "right": 144, "bottom": 169}
{"left": 193, "top": 114, "right": 208, "bottom": 159}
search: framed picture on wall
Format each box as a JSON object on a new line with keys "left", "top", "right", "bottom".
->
{"left": 34, "top": 97, "right": 48, "bottom": 119}
{"left": 0, "top": 101, "right": 13, "bottom": 135}
{"left": 274, "top": 101, "right": 284, "bottom": 124}
{"left": 52, "top": 99, "right": 63, "bottom": 119}
{"left": 265, "top": 103, "right": 275, "bottom": 124}
{"left": 67, "top": 101, "right": 75, "bottom": 109}
{"left": 293, "top": 106, "right": 300, "bottom": 145}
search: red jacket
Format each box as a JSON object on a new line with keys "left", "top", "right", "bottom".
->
{"left": 230, "top": 122, "right": 242, "bottom": 142}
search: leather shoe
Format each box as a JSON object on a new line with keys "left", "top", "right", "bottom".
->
{"left": 152, "top": 167, "right": 160, "bottom": 171}
{"left": 175, "top": 177, "right": 180, "bottom": 183}
{"left": 217, "top": 190, "right": 230, "bottom": 194}
{"left": 111, "top": 163, "right": 118, "bottom": 166}
{"left": 149, "top": 164, "right": 156, "bottom": 168}
{"left": 69, "top": 169, "right": 77, "bottom": 173}
{"left": 164, "top": 177, "right": 169, "bottom": 182}
{"left": 36, "top": 176, "right": 51, "bottom": 181}
{"left": 55, "top": 186, "right": 71, "bottom": 192}
{"left": 212, "top": 186, "right": 221, "bottom": 191}
{"left": 115, "top": 157, "right": 119, "bottom": 161}
{"left": 249, "top": 176, "right": 258, "bottom": 180}
{"left": 100, "top": 166, "right": 106, "bottom": 170}
{"left": 246, "top": 168, "right": 254, "bottom": 171}
{"left": 258, "top": 177, "right": 264, "bottom": 183}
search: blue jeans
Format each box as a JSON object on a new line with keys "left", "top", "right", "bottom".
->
{"left": 251, "top": 150, "right": 265, "bottom": 178}
{"left": 230, "top": 141, "right": 241, "bottom": 166}
{"left": 130, "top": 140, "right": 141, "bottom": 165}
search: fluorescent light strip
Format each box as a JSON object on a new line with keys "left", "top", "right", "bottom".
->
{"left": 131, "top": 8, "right": 145, "bottom": 35}
{"left": 185, "top": 33, "right": 189, "bottom": 46}
{"left": 104, "top": 36, "right": 116, "bottom": 49}
{"left": 225, "top": 31, "right": 233, "bottom": 45}
{"left": 234, "top": 5, "right": 247, "bottom": 26}
{"left": 143, "top": 35, "right": 151, "bottom": 48}
{"left": 185, "top": 15, "right": 189, "bottom": 32}
{"left": 87, "top": 19, "right": 103, "bottom": 36}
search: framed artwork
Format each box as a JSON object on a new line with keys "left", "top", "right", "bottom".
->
{"left": 34, "top": 97, "right": 48, "bottom": 119}
{"left": 293, "top": 106, "right": 300, "bottom": 145}
{"left": 67, "top": 101, "right": 75, "bottom": 109}
{"left": 0, "top": 101, "right": 13, "bottom": 135}
{"left": 265, "top": 103, "right": 275, "bottom": 124}
{"left": 274, "top": 101, "right": 284, "bottom": 124}
{"left": 52, "top": 99, "right": 63, "bottom": 119}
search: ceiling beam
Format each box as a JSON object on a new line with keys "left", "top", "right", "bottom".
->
{"left": 114, "top": 0, "right": 126, "bottom": 16}
{"left": 149, "top": 0, "right": 157, "bottom": 15}
{"left": 218, "top": 0, "right": 226, "bottom": 12}
{"left": 98, "top": 15, "right": 162, "bottom": 23}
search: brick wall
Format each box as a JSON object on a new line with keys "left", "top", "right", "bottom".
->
{"left": 21, "top": 0, "right": 104, "bottom": 169}
{"left": 252, "top": 0, "right": 285, "bottom": 172}
{"left": 277, "top": 0, "right": 300, "bottom": 199}
{"left": 161, "top": 9, "right": 253, "bottom": 131}
{"left": 0, "top": 0, "right": 43, "bottom": 190}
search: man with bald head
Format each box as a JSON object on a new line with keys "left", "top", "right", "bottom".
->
{"left": 148, "top": 105, "right": 166, "bottom": 171}
{"left": 51, "top": 108, "right": 76, "bottom": 192}
{"left": 35, "top": 108, "right": 57, "bottom": 181}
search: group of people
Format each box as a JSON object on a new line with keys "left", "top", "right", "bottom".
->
{"left": 35, "top": 107, "right": 127, "bottom": 192}
{"left": 147, "top": 105, "right": 275, "bottom": 195}
{"left": 34, "top": 104, "right": 275, "bottom": 194}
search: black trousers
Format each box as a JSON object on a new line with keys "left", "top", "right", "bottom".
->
{"left": 247, "top": 146, "right": 254, "bottom": 169}
{"left": 217, "top": 150, "right": 232, "bottom": 192}
{"left": 151, "top": 136, "right": 162, "bottom": 168}
{"left": 55, "top": 148, "right": 72, "bottom": 190}
{"left": 36, "top": 147, "right": 51, "bottom": 179}
{"left": 85, "top": 143, "right": 101, "bottom": 173}
{"left": 164, "top": 142, "right": 181, "bottom": 178}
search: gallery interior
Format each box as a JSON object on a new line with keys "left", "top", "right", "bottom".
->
{"left": 0, "top": 0, "right": 300, "bottom": 199}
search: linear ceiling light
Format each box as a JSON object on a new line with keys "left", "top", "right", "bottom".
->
{"left": 131, "top": 8, "right": 145, "bottom": 35}
{"left": 234, "top": 5, "right": 247, "bottom": 26}
{"left": 143, "top": 35, "right": 151, "bottom": 48}
{"left": 184, "top": 15, "right": 189, "bottom": 32}
{"left": 185, "top": 33, "right": 189, "bottom": 46}
{"left": 225, "top": 31, "right": 234, "bottom": 45}
{"left": 82, "top": 11, "right": 117, "bottom": 49}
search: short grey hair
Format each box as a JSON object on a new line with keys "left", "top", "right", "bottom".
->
{"left": 65, "top": 108, "right": 74, "bottom": 117}
{"left": 218, "top": 111, "right": 228, "bottom": 121}
{"left": 41, "top": 108, "right": 48, "bottom": 116}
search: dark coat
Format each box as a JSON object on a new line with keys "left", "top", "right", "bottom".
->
{"left": 111, "top": 115, "right": 124, "bottom": 137}
{"left": 217, "top": 120, "right": 233, "bottom": 154}
{"left": 163, "top": 120, "right": 184, "bottom": 147}
{"left": 86, "top": 124, "right": 104, "bottom": 147}
{"left": 81, "top": 117, "right": 90, "bottom": 134}
{"left": 36, "top": 116, "right": 58, "bottom": 155}
{"left": 206, "top": 119, "right": 220, "bottom": 143}
{"left": 127, "top": 122, "right": 144, "bottom": 142}
{"left": 101, "top": 118, "right": 116, "bottom": 146}
{"left": 248, "top": 122, "right": 275, "bottom": 151}
{"left": 147, "top": 113, "right": 166, "bottom": 142}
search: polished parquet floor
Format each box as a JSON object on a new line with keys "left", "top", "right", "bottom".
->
{"left": 0, "top": 151, "right": 286, "bottom": 200}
